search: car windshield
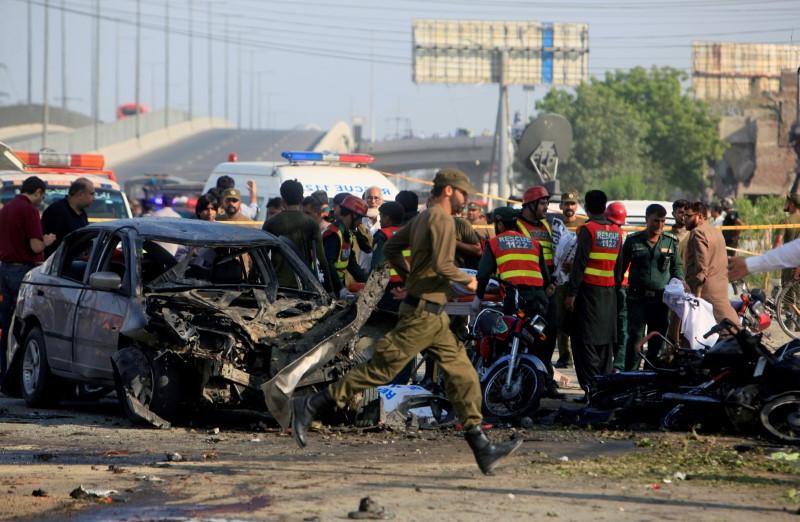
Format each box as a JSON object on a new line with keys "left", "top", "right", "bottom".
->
{"left": 0, "top": 186, "right": 129, "bottom": 219}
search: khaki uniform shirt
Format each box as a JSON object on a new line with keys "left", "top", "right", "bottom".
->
{"left": 384, "top": 204, "right": 472, "bottom": 304}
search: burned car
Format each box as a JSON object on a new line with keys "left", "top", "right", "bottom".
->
{"left": 4, "top": 218, "right": 386, "bottom": 427}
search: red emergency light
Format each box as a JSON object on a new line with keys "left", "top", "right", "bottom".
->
{"left": 17, "top": 151, "right": 105, "bottom": 170}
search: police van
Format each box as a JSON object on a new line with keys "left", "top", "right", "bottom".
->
{"left": 203, "top": 151, "right": 400, "bottom": 220}
{"left": 0, "top": 144, "right": 131, "bottom": 220}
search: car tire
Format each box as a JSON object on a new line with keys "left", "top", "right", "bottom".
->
{"left": 117, "top": 350, "right": 182, "bottom": 424}
{"left": 20, "top": 327, "right": 62, "bottom": 408}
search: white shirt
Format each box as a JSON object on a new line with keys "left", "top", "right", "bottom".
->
{"left": 152, "top": 207, "right": 182, "bottom": 218}
{"left": 358, "top": 216, "right": 381, "bottom": 272}
{"left": 747, "top": 239, "right": 800, "bottom": 274}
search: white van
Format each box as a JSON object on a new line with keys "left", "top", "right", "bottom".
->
{"left": 203, "top": 152, "right": 400, "bottom": 220}
{"left": 613, "top": 200, "right": 675, "bottom": 228}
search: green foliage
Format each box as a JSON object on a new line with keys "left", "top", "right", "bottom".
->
{"left": 733, "top": 195, "right": 785, "bottom": 290}
{"left": 531, "top": 66, "right": 727, "bottom": 198}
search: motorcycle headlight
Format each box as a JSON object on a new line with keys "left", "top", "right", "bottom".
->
{"left": 750, "top": 301, "right": 764, "bottom": 317}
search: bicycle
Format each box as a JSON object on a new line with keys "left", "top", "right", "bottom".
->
{"left": 770, "top": 276, "right": 800, "bottom": 340}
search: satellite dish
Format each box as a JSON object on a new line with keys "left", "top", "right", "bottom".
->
{"left": 518, "top": 114, "right": 573, "bottom": 183}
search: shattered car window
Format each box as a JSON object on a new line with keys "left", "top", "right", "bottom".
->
{"left": 58, "top": 232, "right": 100, "bottom": 283}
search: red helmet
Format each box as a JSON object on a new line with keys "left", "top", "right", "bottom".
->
{"left": 522, "top": 186, "right": 549, "bottom": 206}
{"left": 340, "top": 195, "right": 368, "bottom": 217}
{"left": 605, "top": 201, "right": 627, "bottom": 226}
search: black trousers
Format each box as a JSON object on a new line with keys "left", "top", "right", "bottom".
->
{"left": 570, "top": 331, "right": 613, "bottom": 393}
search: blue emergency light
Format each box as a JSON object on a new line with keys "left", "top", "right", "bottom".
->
{"left": 281, "top": 151, "right": 374, "bottom": 164}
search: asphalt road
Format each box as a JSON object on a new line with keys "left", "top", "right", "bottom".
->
{"left": 111, "top": 128, "right": 324, "bottom": 185}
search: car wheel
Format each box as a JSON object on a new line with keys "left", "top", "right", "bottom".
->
{"left": 20, "top": 327, "right": 62, "bottom": 408}
{"left": 117, "top": 350, "right": 182, "bottom": 424}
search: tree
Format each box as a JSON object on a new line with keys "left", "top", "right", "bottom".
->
{"left": 530, "top": 66, "right": 727, "bottom": 198}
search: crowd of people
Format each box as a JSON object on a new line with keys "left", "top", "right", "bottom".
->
{"left": 2, "top": 167, "right": 797, "bottom": 475}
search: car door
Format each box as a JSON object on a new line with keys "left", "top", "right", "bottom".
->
{"left": 27, "top": 230, "right": 102, "bottom": 373}
{"left": 72, "top": 230, "right": 133, "bottom": 383}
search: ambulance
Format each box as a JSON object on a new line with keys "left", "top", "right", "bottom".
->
{"left": 0, "top": 142, "right": 131, "bottom": 220}
{"left": 203, "top": 151, "right": 400, "bottom": 220}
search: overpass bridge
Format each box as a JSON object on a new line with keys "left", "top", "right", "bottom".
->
{"left": 361, "top": 136, "right": 495, "bottom": 190}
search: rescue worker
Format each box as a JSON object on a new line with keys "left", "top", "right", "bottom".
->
{"left": 565, "top": 190, "right": 624, "bottom": 401}
{"left": 371, "top": 201, "right": 407, "bottom": 313}
{"left": 517, "top": 186, "right": 559, "bottom": 388}
{"left": 290, "top": 168, "right": 523, "bottom": 475}
{"left": 604, "top": 202, "right": 629, "bottom": 372}
{"left": 330, "top": 192, "right": 373, "bottom": 257}
{"left": 474, "top": 206, "right": 553, "bottom": 319}
{"left": 620, "top": 204, "right": 684, "bottom": 369}
{"left": 322, "top": 195, "right": 369, "bottom": 299}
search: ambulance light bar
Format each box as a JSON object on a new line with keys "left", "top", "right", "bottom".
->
{"left": 281, "top": 151, "right": 374, "bottom": 164}
{"left": 16, "top": 151, "right": 105, "bottom": 170}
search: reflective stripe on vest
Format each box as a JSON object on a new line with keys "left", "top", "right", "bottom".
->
{"left": 517, "top": 219, "right": 554, "bottom": 267}
{"left": 323, "top": 224, "right": 352, "bottom": 284}
{"left": 380, "top": 226, "right": 404, "bottom": 283}
{"left": 489, "top": 231, "right": 544, "bottom": 289}
{"left": 582, "top": 221, "right": 622, "bottom": 287}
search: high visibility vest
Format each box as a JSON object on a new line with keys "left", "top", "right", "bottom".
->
{"left": 581, "top": 221, "right": 622, "bottom": 287}
{"left": 517, "top": 218, "right": 554, "bottom": 267}
{"left": 380, "top": 226, "right": 405, "bottom": 283}
{"left": 323, "top": 223, "right": 352, "bottom": 284}
{"left": 489, "top": 231, "right": 544, "bottom": 289}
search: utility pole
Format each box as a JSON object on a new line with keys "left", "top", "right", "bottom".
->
{"left": 497, "top": 51, "right": 510, "bottom": 201}
{"left": 60, "top": 0, "right": 66, "bottom": 110}
{"left": 135, "top": 0, "right": 141, "bottom": 141}
{"left": 187, "top": 0, "right": 193, "bottom": 120}
{"left": 369, "top": 31, "right": 375, "bottom": 142}
{"left": 27, "top": 0, "right": 32, "bottom": 105}
{"left": 248, "top": 51, "right": 255, "bottom": 129}
{"left": 224, "top": 15, "right": 229, "bottom": 122}
{"left": 237, "top": 42, "right": 242, "bottom": 129}
{"left": 207, "top": 2, "right": 212, "bottom": 119}
{"left": 164, "top": 2, "right": 169, "bottom": 128}
{"left": 42, "top": 0, "right": 50, "bottom": 148}
{"left": 93, "top": 0, "right": 100, "bottom": 149}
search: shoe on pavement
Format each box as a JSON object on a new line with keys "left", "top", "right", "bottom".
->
{"left": 554, "top": 360, "right": 573, "bottom": 369}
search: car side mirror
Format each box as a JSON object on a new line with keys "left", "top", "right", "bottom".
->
{"left": 89, "top": 271, "right": 122, "bottom": 291}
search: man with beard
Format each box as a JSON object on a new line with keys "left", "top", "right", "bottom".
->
{"left": 215, "top": 188, "right": 254, "bottom": 222}
{"left": 517, "top": 186, "right": 562, "bottom": 397}
{"left": 670, "top": 199, "right": 690, "bottom": 244}
{"left": 565, "top": 190, "right": 624, "bottom": 401}
{"left": 683, "top": 201, "right": 739, "bottom": 325}
{"left": 290, "top": 168, "right": 523, "bottom": 475}
{"left": 553, "top": 191, "right": 586, "bottom": 369}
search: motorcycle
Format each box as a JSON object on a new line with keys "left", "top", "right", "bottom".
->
{"left": 469, "top": 280, "right": 550, "bottom": 422}
{"left": 661, "top": 318, "right": 800, "bottom": 443}
{"left": 585, "top": 285, "right": 772, "bottom": 424}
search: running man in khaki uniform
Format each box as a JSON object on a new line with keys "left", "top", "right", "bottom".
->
{"left": 290, "top": 168, "right": 523, "bottom": 475}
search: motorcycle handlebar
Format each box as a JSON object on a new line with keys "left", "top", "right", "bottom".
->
{"left": 703, "top": 318, "right": 740, "bottom": 338}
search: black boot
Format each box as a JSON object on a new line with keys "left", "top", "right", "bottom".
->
{"left": 290, "top": 388, "right": 335, "bottom": 448}
{"left": 464, "top": 426, "right": 523, "bottom": 475}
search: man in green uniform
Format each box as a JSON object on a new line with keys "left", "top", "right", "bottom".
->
{"left": 620, "top": 203, "right": 684, "bottom": 370}
{"left": 290, "top": 168, "right": 523, "bottom": 475}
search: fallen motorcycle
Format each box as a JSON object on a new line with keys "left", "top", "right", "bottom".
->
{"left": 469, "top": 280, "right": 549, "bottom": 422}
{"left": 662, "top": 318, "right": 800, "bottom": 444}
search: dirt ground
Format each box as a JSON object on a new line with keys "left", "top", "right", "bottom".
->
{"left": 2, "top": 388, "right": 800, "bottom": 522}
{"left": 1, "top": 324, "right": 798, "bottom": 521}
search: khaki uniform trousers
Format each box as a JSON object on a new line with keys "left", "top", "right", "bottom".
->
{"left": 328, "top": 300, "right": 483, "bottom": 429}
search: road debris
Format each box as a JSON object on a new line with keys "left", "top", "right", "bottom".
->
{"left": 347, "top": 496, "right": 394, "bottom": 520}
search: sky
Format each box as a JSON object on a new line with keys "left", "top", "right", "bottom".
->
{"left": 1, "top": 0, "right": 799, "bottom": 140}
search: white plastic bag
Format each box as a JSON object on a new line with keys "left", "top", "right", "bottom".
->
{"left": 662, "top": 278, "right": 718, "bottom": 349}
